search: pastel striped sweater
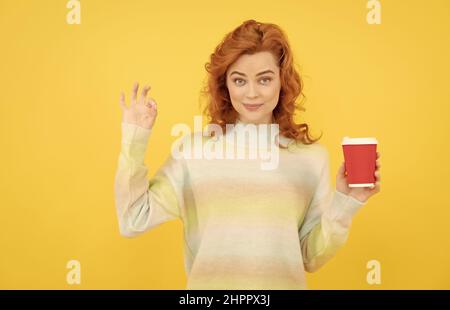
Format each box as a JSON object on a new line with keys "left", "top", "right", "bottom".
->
{"left": 114, "top": 121, "right": 366, "bottom": 290}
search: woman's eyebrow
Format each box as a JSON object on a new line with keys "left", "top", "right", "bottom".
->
{"left": 230, "top": 70, "right": 275, "bottom": 77}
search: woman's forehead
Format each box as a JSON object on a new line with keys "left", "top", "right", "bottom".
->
{"left": 228, "top": 52, "right": 279, "bottom": 75}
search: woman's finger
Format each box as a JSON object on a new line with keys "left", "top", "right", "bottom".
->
{"left": 148, "top": 97, "right": 157, "bottom": 109}
{"left": 131, "top": 82, "right": 139, "bottom": 103}
{"left": 375, "top": 170, "right": 381, "bottom": 181}
{"left": 139, "top": 85, "right": 151, "bottom": 104}
{"left": 119, "top": 92, "right": 126, "bottom": 110}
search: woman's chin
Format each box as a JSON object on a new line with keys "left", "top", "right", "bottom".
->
{"left": 239, "top": 114, "right": 271, "bottom": 125}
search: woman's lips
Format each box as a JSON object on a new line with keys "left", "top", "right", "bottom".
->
{"left": 242, "top": 103, "right": 264, "bottom": 111}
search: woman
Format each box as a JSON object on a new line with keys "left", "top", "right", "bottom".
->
{"left": 114, "top": 20, "right": 381, "bottom": 289}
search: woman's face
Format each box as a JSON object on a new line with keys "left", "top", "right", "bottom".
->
{"left": 226, "top": 51, "right": 281, "bottom": 125}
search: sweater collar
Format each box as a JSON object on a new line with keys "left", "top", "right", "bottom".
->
{"left": 220, "top": 120, "right": 292, "bottom": 149}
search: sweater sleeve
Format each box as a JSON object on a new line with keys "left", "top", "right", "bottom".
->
{"left": 114, "top": 122, "right": 185, "bottom": 238}
{"left": 298, "top": 146, "right": 366, "bottom": 272}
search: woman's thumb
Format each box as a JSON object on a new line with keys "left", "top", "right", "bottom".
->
{"left": 338, "top": 162, "right": 346, "bottom": 175}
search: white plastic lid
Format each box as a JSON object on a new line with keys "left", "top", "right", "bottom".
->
{"left": 341, "top": 136, "right": 378, "bottom": 145}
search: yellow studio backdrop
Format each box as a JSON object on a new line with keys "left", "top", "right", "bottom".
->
{"left": 1, "top": 0, "right": 449, "bottom": 289}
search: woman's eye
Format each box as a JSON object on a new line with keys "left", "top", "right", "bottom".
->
{"left": 260, "top": 77, "right": 272, "bottom": 84}
{"left": 232, "top": 77, "right": 272, "bottom": 86}
{"left": 233, "top": 79, "right": 245, "bottom": 85}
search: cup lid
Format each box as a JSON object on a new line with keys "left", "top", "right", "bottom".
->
{"left": 341, "top": 136, "right": 378, "bottom": 145}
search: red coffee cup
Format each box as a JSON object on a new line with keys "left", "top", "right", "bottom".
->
{"left": 341, "top": 137, "right": 378, "bottom": 188}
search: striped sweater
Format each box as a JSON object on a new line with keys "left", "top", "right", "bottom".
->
{"left": 114, "top": 121, "right": 365, "bottom": 289}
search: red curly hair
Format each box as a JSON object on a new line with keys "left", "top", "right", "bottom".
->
{"left": 201, "top": 19, "right": 322, "bottom": 146}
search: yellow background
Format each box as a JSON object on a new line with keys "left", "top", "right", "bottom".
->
{"left": 1, "top": 0, "right": 449, "bottom": 289}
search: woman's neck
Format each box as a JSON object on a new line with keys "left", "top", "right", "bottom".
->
{"left": 237, "top": 115, "right": 275, "bottom": 125}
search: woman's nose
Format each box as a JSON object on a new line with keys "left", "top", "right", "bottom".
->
{"left": 246, "top": 82, "right": 260, "bottom": 98}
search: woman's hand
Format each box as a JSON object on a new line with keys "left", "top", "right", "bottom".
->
{"left": 336, "top": 152, "right": 381, "bottom": 203}
{"left": 119, "top": 82, "right": 158, "bottom": 130}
